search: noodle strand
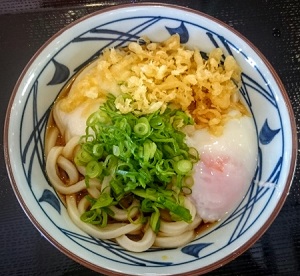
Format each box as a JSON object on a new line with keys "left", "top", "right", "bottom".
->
{"left": 116, "top": 226, "right": 156, "bottom": 252}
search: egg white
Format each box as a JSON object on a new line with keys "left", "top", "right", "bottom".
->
{"left": 185, "top": 116, "right": 258, "bottom": 222}
{"left": 53, "top": 98, "right": 105, "bottom": 143}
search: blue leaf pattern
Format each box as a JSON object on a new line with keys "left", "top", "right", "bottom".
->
{"left": 39, "top": 189, "right": 61, "bottom": 214}
{"left": 165, "top": 22, "right": 189, "bottom": 43}
{"left": 182, "top": 243, "right": 213, "bottom": 258}
{"left": 259, "top": 119, "right": 280, "bottom": 145}
{"left": 47, "top": 59, "right": 70, "bottom": 85}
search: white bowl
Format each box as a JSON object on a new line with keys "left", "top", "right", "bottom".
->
{"left": 4, "top": 3, "right": 297, "bottom": 275}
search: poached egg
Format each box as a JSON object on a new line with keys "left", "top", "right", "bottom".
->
{"left": 185, "top": 116, "right": 258, "bottom": 222}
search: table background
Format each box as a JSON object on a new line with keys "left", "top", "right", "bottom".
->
{"left": 0, "top": 0, "right": 299, "bottom": 275}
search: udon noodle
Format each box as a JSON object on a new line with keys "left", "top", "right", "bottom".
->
{"left": 45, "top": 34, "right": 246, "bottom": 252}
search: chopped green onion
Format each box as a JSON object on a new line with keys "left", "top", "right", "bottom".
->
{"left": 134, "top": 117, "right": 151, "bottom": 138}
{"left": 113, "top": 145, "right": 120, "bottom": 156}
{"left": 92, "top": 144, "right": 104, "bottom": 158}
{"left": 188, "top": 147, "right": 200, "bottom": 163}
{"left": 80, "top": 210, "right": 98, "bottom": 223}
{"left": 149, "top": 116, "right": 164, "bottom": 129}
{"left": 174, "top": 159, "right": 193, "bottom": 175}
{"left": 74, "top": 148, "right": 94, "bottom": 165}
{"left": 77, "top": 94, "right": 199, "bottom": 231}
{"left": 157, "top": 196, "right": 192, "bottom": 222}
{"left": 86, "top": 160, "right": 103, "bottom": 178}
{"left": 127, "top": 205, "right": 141, "bottom": 224}
{"left": 150, "top": 206, "right": 161, "bottom": 234}
{"left": 91, "top": 192, "right": 114, "bottom": 210}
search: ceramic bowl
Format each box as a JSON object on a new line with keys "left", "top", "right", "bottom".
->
{"left": 4, "top": 3, "right": 297, "bottom": 275}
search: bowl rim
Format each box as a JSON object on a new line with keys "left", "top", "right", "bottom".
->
{"left": 3, "top": 2, "right": 298, "bottom": 275}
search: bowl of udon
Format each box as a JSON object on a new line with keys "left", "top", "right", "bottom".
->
{"left": 4, "top": 3, "right": 297, "bottom": 275}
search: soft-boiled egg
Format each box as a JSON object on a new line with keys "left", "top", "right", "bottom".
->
{"left": 184, "top": 116, "right": 258, "bottom": 222}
